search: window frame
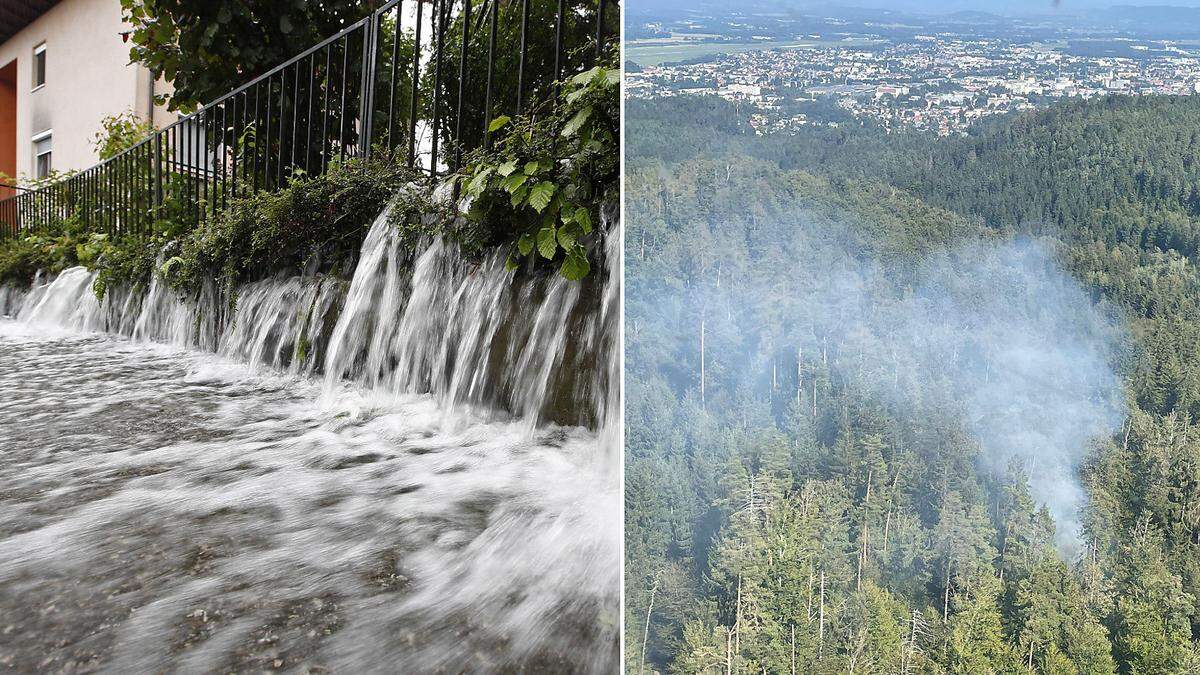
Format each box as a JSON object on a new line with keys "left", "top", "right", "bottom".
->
{"left": 31, "top": 42, "right": 46, "bottom": 91}
{"left": 32, "top": 129, "right": 52, "bottom": 179}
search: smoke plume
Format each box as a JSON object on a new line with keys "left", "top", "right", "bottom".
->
{"left": 785, "top": 236, "right": 1126, "bottom": 550}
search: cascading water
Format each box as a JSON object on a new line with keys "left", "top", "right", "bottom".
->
{"left": 324, "top": 209, "right": 615, "bottom": 429}
{"left": 0, "top": 203, "right": 620, "bottom": 672}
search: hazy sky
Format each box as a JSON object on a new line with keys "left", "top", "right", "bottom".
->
{"left": 631, "top": 0, "right": 1200, "bottom": 15}
{"left": 872, "top": 0, "right": 1200, "bottom": 10}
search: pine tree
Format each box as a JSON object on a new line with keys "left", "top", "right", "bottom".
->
{"left": 943, "top": 574, "right": 1021, "bottom": 673}
{"left": 1110, "top": 530, "right": 1195, "bottom": 674}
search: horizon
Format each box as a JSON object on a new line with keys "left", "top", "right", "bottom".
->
{"left": 630, "top": 0, "right": 1200, "bottom": 18}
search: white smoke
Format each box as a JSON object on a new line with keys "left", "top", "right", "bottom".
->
{"left": 780, "top": 236, "right": 1127, "bottom": 550}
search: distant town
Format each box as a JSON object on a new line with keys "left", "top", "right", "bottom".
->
{"left": 628, "top": 26, "right": 1200, "bottom": 135}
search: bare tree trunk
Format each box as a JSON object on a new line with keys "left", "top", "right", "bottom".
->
{"left": 943, "top": 560, "right": 952, "bottom": 622}
{"left": 806, "top": 562, "right": 814, "bottom": 624}
{"left": 882, "top": 509, "right": 892, "bottom": 558}
{"left": 902, "top": 611, "right": 916, "bottom": 675}
{"left": 797, "top": 348, "right": 804, "bottom": 405}
{"left": 735, "top": 575, "right": 742, "bottom": 654}
{"left": 640, "top": 572, "right": 661, "bottom": 675}
{"left": 726, "top": 628, "right": 732, "bottom": 675}
{"left": 818, "top": 569, "right": 826, "bottom": 660}
{"left": 999, "top": 517, "right": 1009, "bottom": 575}
{"left": 791, "top": 624, "right": 796, "bottom": 675}
{"left": 858, "top": 469, "right": 872, "bottom": 591}
{"left": 884, "top": 469, "right": 900, "bottom": 559}
{"left": 700, "top": 318, "right": 706, "bottom": 410}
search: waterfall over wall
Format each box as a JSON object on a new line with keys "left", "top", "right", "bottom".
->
{"left": 325, "top": 205, "right": 617, "bottom": 428}
{"left": 0, "top": 205, "right": 621, "bottom": 673}
{"left": 0, "top": 203, "right": 619, "bottom": 430}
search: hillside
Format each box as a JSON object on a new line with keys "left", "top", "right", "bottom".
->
{"left": 626, "top": 95, "right": 1200, "bottom": 672}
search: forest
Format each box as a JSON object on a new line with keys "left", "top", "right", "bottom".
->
{"left": 625, "top": 93, "right": 1200, "bottom": 673}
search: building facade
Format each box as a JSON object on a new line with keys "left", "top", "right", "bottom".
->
{"left": 0, "top": 0, "right": 174, "bottom": 196}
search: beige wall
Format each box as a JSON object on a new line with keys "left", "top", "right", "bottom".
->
{"left": 0, "top": 0, "right": 174, "bottom": 185}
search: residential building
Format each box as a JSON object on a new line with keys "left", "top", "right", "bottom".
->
{"left": 0, "top": 0, "right": 174, "bottom": 197}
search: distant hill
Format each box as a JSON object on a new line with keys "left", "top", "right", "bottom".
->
{"left": 627, "top": 88, "right": 1200, "bottom": 675}
{"left": 885, "top": 96, "right": 1200, "bottom": 256}
{"left": 629, "top": 0, "right": 1200, "bottom": 20}
{"left": 1098, "top": 4, "right": 1200, "bottom": 34}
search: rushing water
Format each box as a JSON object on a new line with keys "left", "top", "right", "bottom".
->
{"left": 0, "top": 207, "right": 620, "bottom": 672}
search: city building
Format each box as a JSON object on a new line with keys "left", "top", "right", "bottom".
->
{"left": 0, "top": 0, "right": 174, "bottom": 197}
{"left": 627, "top": 31, "right": 1200, "bottom": 138}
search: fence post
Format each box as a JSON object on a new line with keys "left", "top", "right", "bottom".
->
{"left": 597, "top": 0, "right": 607, "bottom": 60}
{"left": 554, "top": 0, "right": 565, "bottom": 88}
{"left": 361, "top": 14, "right": 378, "bottom": 157}
{"left": 154, "top": 134, "right": 163, "bottom": 219}
{"left": 430, "top": 0, "right": 446, "bottom": 176}
{"left": 454, "top": 0, "right": 472, "bottom": 171}
{"left": 482, "top": 0, "right": 498, "bottom": 149}
{"left": 407, "top": 0, "right": 425, "bottom": 167}
{"left": 517, "top": 0, "right": 529, "bottom": 114}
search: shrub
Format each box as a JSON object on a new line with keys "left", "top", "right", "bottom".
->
{"left": 459, "top": 50, "right": 619, "bottom": 280}
{"left": 163, "top": 152, "right": 432, "bottom": 293}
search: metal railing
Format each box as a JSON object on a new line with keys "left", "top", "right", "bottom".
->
{"left": 0, "top": 0, "right": 615, "bottom": 239}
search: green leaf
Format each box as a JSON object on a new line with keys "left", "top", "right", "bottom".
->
{"left": 573, "top": 207, "right": 593, "bottom": 233}
{"left": 536, "top": 226, "right": 558, "bottom": 259}
{"left": 570, "top": 66, "right": 602, "bottom": 86}
{"left": 517, "top": 233, "right": 534, "bottom": 256}
{"left": 466, "top": 167, "right": 493, "bottom": 196}
{"left": 510, "top": 184, "right": 529, "bottom": 208}
{"left": 160, "top": 255, "right": 184, "bottom": 276}
{"left": 501, "top": 173, "right": 528, "bottom": 194}
{"left": 566, "top": 86, "right": 589, "bottom": 105}
{"left": 497, "top": 159, "right": 518, "bottom": 176}
{"left": 528, "top": 182, "right": 556, "bottom": 213}
{"left": 488, "top": 115, "right": 511, "bottom": 132}
{"left": 562, "top": 106, "right": 593, "bottom": 137}
{"left": 557, "top": 226, "right": 577, "bottom": 249}
{"left": 505, "top": 253, "right": 520, "bottom": 271}
{"left": 559, "top": 247, "right": 591, "bottom": 281}
{"left": 524, "top": 161, "right": 541, "bottom": 176}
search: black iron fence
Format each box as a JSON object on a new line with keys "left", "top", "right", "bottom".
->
{"left": 0, "top": 0, "right": 616, "bottom": 239}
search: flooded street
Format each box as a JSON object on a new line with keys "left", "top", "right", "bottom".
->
{"left": 0, "top": 320, "right": 618, "bottom": 673}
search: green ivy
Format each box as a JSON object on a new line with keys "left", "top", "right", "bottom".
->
{"left": 459, "top": 51, "right": 619, "bottom": 281}
{"left": 92, "top": 111, "right": 156, "bottom": 161}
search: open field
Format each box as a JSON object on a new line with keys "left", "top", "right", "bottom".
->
{"left": 625, "top": 37, "right": 886, "bottom": 66}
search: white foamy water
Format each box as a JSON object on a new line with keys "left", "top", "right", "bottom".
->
{"left": 0, "top": 207, "right": 620, "bottom": 672}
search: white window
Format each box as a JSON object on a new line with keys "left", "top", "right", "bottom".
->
{"left": 32, "top": 43, "right": 45, "bottom": 90}
{"left": 33, "top": 131, "right": 51, "bottom": 179}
